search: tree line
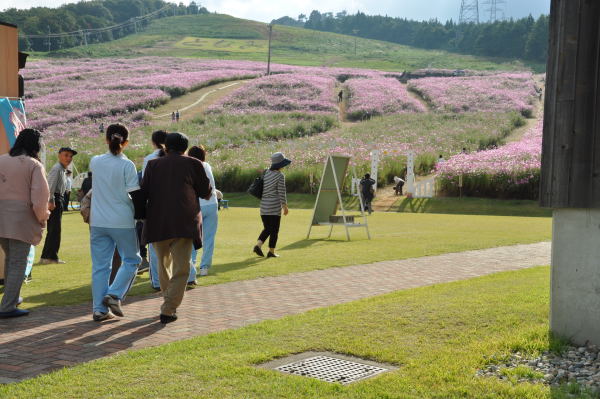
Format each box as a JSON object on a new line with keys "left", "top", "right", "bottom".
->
{"left": 273, "top": 11, "right": 549, "bottom": 64}
{"left": 0, "top": 0, "right": 208, "bottom": 52}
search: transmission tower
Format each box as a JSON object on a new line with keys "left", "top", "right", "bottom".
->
{"left": 459, "top": 0, "right": 479, "bottom": 24}
{"left": 482, "top": 0, "right": 506, "bottom": 22}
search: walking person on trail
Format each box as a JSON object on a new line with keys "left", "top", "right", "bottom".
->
{"left": 88, "top": 123, "right": 142, "bottom": 322}
{"left": 171, "top": 112, "right": 175, "bottom": 122}
{"left": 40, "top": 146, "right": 77, "bottom": 264}
{"left": 393, "top": 176, "right": 405, "bottom": 196}
{"left": 175, "top": 110, "right": 180, "bottom": 123}
{"left": 360, "top": 173, "right": 376, "bottom": 215}
{"left": 338, "top": 90, "right": 343, "bottom": 103}
{"left": 140, "top": 132, "right": 211, "bottom": 324}
{"left": 253, "top": 152, "right": 291, "bottom": 259}
{"left": 0, "top": 129, "right": 49, "bottom": 318}
{"left": 188, "top": 145, "right": 219, "bottom": 279}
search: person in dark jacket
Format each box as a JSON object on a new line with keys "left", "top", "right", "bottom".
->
{"left": 360, "top": 173, "right": 376, "bottom": 214}
{"left": 140, "top": 132, "right": 211, "bottom": 324}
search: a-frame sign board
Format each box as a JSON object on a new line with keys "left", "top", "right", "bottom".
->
{"left": 307, "top": 154, "right": 371, "bottom": 241}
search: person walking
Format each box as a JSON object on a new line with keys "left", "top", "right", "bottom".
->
{"left": 89, "top": 123, "right": 142, "bottom": 322}
{"left": 0, "top": 129, "right": 50, "bottom": 318}
{"left": 141, "top": 132, "right": 211, "bottom": 324}
{"left": 188, "top": 146, "right": 218, "bottom": 278}
{"left": 360, "top": 173, "right": 376, "bottom": 214}
{"left": 171, "top": 112, "right": 175, "bottom": 123}
{"left": 175, "top": 110, "right": 180, "bottom": 123}
{"left": 253, "top": 152, "right": 290, "bottom": 258}
{"left": 77, "top": 171, "right": 92, "bottom": 202}
{"left": 40, "top": 146, "right": 77, "bottom": 264}
{"left": 142, "top": 130, "right": 169, "bottom": 290}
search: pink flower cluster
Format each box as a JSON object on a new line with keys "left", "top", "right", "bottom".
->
{"left": 437, "top": 119, "right": 542, "bottom": 183}
{"left": 345, "top": 77, "right": 426, "bottom": 119}
{"left": 22, "top": 57, "right": 264, "bottom": 139}
{"left": 207, "top": 73, "right": 338, "bottom": 114}
{"left": 408, "top": 73, "right": 537, "bottom": 116}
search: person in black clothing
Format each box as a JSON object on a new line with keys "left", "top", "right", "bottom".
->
{"left": 81, "top": 172, "right": 92, "bottom": 196}
{"left": 360, "top": 173, "right": 376, "bottom": 215}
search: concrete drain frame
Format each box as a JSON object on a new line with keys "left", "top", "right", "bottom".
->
{"left": 260, "top": 351, "right": 398, "bottom": 385}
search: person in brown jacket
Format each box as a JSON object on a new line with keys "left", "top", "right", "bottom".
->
{"left": 0, "top": 129, "right": 50, "bottom": 318}
{"left": 140, "top": 132, "right": 211, "bottom": 324}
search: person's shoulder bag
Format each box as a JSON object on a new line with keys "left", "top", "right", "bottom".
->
{"left": 247, "top": 169, "right": 267, "bottom": 199}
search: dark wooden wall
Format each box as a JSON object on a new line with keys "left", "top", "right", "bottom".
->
{"left": 540, "top": 0, "right": 600, "bottom": 208}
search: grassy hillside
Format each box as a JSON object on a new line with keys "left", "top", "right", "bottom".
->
{"left": 43, "top": 14, "right": 532, "bottom": 72}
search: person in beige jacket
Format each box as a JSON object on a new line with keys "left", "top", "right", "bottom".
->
{"left": 0, "top": 129, "right": 50, "bottom": 318}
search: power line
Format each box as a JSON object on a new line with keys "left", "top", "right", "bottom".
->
{"left": 19, "top": 5, "right": 171, "bottom": 40}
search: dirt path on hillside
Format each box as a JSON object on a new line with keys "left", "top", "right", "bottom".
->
{"left": 152, "top": 79, "right": 250, "bottom": 121}
{"left": 405, "top": 83, "right": 432, "bottom": 111}
{"left": 505, "top": 74, "right": 545, "bottom": 143}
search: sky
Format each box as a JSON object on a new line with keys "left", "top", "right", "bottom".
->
{"left": 2, "top": 0, "right": 550, "bottom": 23}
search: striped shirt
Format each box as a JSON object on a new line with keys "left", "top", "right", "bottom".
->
{"left": 260, "top": 170, "right": 287, "bottom": 216}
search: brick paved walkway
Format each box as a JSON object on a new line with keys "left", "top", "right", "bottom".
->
{"left": 0, "top": 242, "right": 550, "bottom": 383}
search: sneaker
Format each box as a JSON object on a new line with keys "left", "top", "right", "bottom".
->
{"left": 199, "top": 268, "right": 208, "bottom": 276}
{"left": 186, "top": 280, "right": 197, "bottom": 288}
{"left": 39, "top": 258, "right": 66, "bottom": 265}
{"left": 102, "top": 294, "right": 124, "bottom": 317}
{"left": 0, "top": 309, "right": 30, "bottom": 319}
{"left": 267, "top": 252, "right": 280, "bottom": 258}
{"left": 159, "top": 313, "right": 178, "bottom": 324}
{"left": 152, "top": 286, "right": 161, "bottom": 292}
{"left": 92, "top": 311, "right": 114, "bottom": 322}
{"left": 253, "top": 245, "right": 264, "bottom": 257}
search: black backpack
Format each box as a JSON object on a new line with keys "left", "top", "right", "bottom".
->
{"left": 247, "top": 169, "right": 267, "bottom": 199}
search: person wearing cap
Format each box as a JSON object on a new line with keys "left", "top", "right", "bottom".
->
{"left": 40, "top": 146, "right": 77, "bottom": 264}
{"left": 253, "top": 152, "right": 290, "bottom": 258}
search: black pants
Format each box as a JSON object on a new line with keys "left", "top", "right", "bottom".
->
{"left": 41, "top": 194, "right": 63, "bottom": 260}
{"left": 63, "top": 192, "right": 70, "bottom": 211}
{"left": 135, "top": 221, "right": 147, "bottom": 258}
{"left": 258, "top": 215, "right": 281, "bottom": 249}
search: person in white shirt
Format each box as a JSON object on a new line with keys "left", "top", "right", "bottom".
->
{"left": 89, "top": 124, "right": 141, "bottom": 322}
{"left": 188, "top": 146, "right": 218, "bottom": 277}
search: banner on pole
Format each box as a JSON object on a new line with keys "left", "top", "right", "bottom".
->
{"left": 0, "top": 98, "right": 26, "bottom": 155}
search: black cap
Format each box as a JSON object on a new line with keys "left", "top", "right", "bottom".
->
{"left": 59, "top": 147, "right": 78, "bottom": 156}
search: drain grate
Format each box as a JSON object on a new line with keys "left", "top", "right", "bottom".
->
{"left": 274, "top": 355, "right": 390, "bottom": 384}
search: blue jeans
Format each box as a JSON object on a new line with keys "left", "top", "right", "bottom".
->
{"left": 90, "top": 227, "right": 141, "bottom": 313}
{"left": 191, "top": 204, "right": 218, "bottom": 270}
{"left": 149, "top": 243, "right": 196, "bottom": 288}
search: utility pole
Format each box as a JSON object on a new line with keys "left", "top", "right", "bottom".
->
{"left": 352, "top": 29, "right": 359, "bottom": 56}
{"left": 459, "top": 0, "right": 480, "bottom": 24}
{"left": 266, "top": 24, "right": 273, "bottom": 75}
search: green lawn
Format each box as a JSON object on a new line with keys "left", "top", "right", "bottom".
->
{"left": 3, "top": 266, "right": 590, "bottom": 398}
{"left": 44, "top": 14, "right": 536, "bottom": 72}
{"left": 225, "top": 192, "right": 552, "bottom": 217}
{"left": 2, "top": 207, "right": 550, "bottom": 310}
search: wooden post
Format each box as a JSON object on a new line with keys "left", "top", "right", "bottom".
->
{"left": 541, "top": 0, "right": 600, "bottom": 346}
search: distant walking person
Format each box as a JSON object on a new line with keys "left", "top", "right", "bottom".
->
{"left": 141, "top": 132, "right": 211, "bottom": 324}
{"left": 0, "top": 129, "right": 50, "bottom": 318}
{"left": 338, "top": 90, "right": 343, "bottom": 103}
{"left": 171, "top": 112, "right": 175, "bottom": 122}
{"left": 175, "top": 110, "right": 180, "bottom": 122}
{"left": 253, "top": 152, "right": 290, "bottom": 258}
{"left": 99, "top": 123, "right": 104, "bottom": 133}
{"left": 188, "top": 145, "right": 219, "bottom": 278}
{"left": 40, "top": 146, "right": 77, "bottom": 264}
{"left": 89, "top": 123, "right": 142, "bottom": 322}
{"left": 360, "top": 173, "right": 376, "bottom": 214}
